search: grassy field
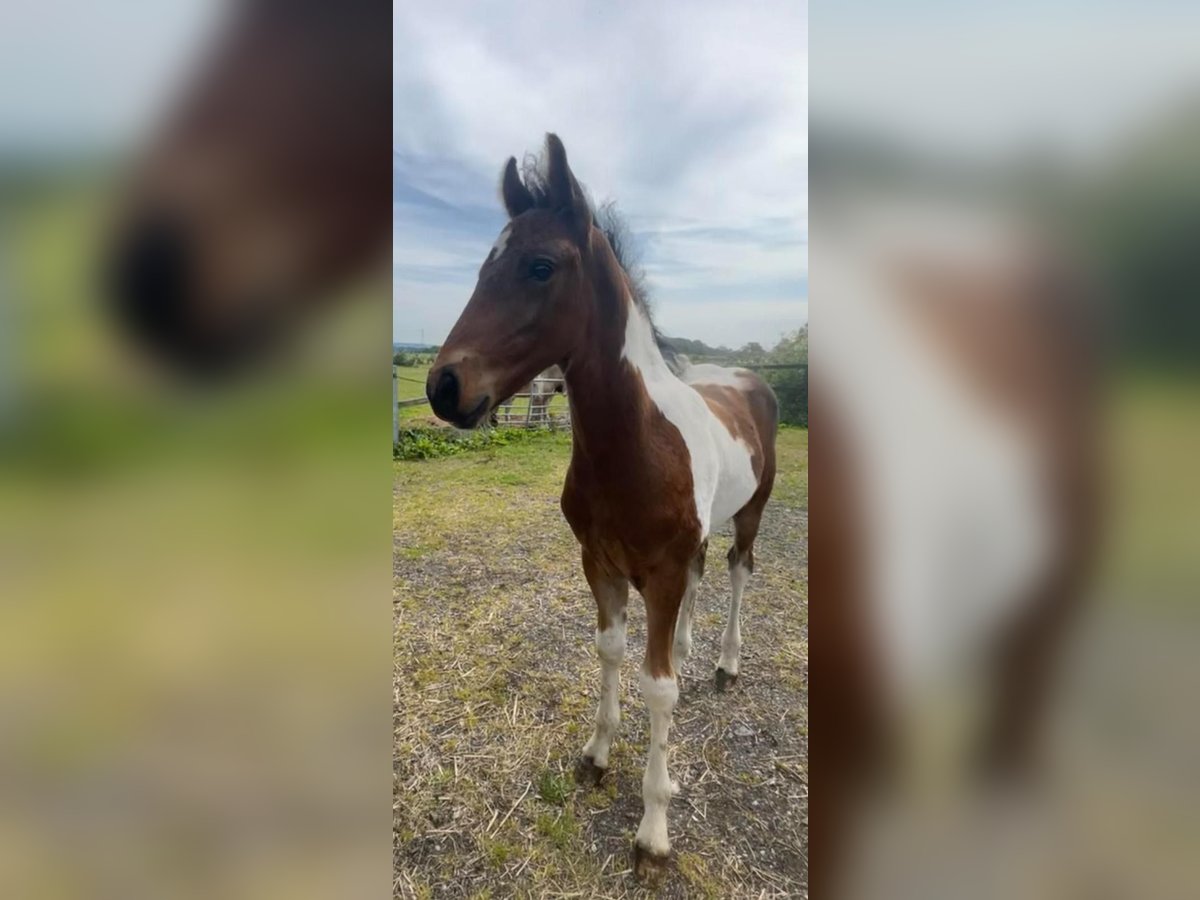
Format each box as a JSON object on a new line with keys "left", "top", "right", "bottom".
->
{"left": 396, "top": 365, "right": 433, "bottom": 424}
{"left": 1103, "top": 374, "right": 1200, "bottom": 605}
{"left": 393, "top": 427, "right": 808, "bottom": 898}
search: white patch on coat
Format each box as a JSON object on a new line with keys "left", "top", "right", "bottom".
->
{"left": 490, "top": 224, "right": 512, "bottom": 260}
{"left": 621, "top": 301, "right": 758, "bottom": 536}
{"left": 717, "top": 561, "right": 750, "bottom": 675}
{"left": 582, "top": 622, "right": 626, "bottom": 769}
{"left": 821, "top": 213, "right": 1056, "bottom": 708}
{"left": 681, "top": 363, "right": 752, "bottom": 388}
{"left": 635, "top": 672, "right": 680, "bottom": 855}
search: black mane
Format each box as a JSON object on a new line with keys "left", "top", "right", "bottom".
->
{"left": 517, "top": 153, "right": 680, "bottom": 367}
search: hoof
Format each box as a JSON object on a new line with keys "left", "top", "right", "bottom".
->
{"left": 632, "top": 841, "right": 670, "bottom": 883}
{"left": 575, "top": 755, "right": 607, "bottom": 788}
{"left": 714, "top": 667, "right": 738, "bottom": 692}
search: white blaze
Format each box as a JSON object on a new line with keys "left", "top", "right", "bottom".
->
{"left": 491, "top": 224, "right": 512, "bottom": 260}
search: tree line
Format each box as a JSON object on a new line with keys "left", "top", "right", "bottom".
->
{"left": 393, "top": 329, "right": 809, "bottom": 427}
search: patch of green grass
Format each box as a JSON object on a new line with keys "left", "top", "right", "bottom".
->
{"left": 394, "top": 364, "right": 431, "bottom": 398}
{"left": 535, "top": 809, "right": 579, "bottom": 849}
{"left": 395, "top": 541, "right": 443, "bottom": 560}
{"left": 581, "top": 785, "right": 615, "bottom": 810}
{"left": 772, "top": 426, "right": 809, "bottom": 507}
{"left": 1104, "top": 373, "right": 1200, "bottom": 606}
{"left": 393, "top": 430, "right": 573, "bottom": 546}
{"left": 493, "top": 471, "right": 534, "bottom": 486}
{"left": 536, "top": 769, "right": 572, "bottom": 806}
{"left": 480, "top": 836, "right": 518, "bottom": 869}
{"left": 677, "top": 852, "right": 723, "bottom": 900}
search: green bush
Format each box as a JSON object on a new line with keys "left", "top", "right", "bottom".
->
{"left": 765, "top": 366, "right": 808, "bottom": 427}
{"left": 392, "top": 351, "right": 436, "bottom": 368}
{"left": 761, "top": 327, "right": 808, "bottom": 427}
{"left": 393, "top": 425, "right": 555, "bottom": 460}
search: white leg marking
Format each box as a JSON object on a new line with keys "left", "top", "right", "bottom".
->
{"left": 718, "top": 561, "right": 750, "bottom": 676}
{"left": 636, "top": 671, "right": 679, "bottom": 856}
{"left": 673, "top": 565, "right": 701, "bottom": 668}
{"left": 581, "top": 622, "right": 625, "bottom": 769}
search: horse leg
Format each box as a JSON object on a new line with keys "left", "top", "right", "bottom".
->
{"left": 577, "top": 549, "right": 629, "bottom": 786}
{"left": 672, "top": 540, "right": 707, "bottom": 669}
{"left": 716, "top": 504, "right": 763, "bottom": 691}
{"left": 633, "top": 563, "right": 687, "bottom": 881}
{"left": 975, "top": 557, "right": 1085, "bottom": 778}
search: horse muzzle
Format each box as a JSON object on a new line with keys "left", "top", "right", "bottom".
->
{"left": 426, "top": 364, "right": 491, "bottom": 429}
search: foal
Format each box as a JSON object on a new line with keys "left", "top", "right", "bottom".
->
{"left": 427, "top": 134, "right": 777, "bottom": 878}
{"left": 495, "top": 365, "right": 566, "bottom": 426}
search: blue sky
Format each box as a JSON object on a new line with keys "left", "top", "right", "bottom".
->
{"left": 6, "top": 2, "right": 1198, "bottom": 348}
{"left": 392, "top": 1, "right": 809, "bottom": 349}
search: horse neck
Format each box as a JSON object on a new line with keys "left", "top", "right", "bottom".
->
{"left": 563, "top": 246, "right": 665, "bottom": 472}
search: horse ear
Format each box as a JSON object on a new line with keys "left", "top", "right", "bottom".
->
{"left": 501, "top": 157, "right": 534, "bottom": 218}
{"left": 545, "top": 133, "right": 592, "bottom": 241}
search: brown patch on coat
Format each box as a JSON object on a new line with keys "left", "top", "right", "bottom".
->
{"left": 809, "top": 240, "right": 1101, "bottom": 896}
{"left": 692, "top": 377, "right": 779, "bottom": 481}
{"left": 890, "top": 249, "right": 1102, "bottom": 769}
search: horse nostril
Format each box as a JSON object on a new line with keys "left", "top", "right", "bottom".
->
{"left": 108, "top": 213, "right": 191, "bottom": 349}
{"left": 428, "top": 367, "right": 460, "bottom": 419}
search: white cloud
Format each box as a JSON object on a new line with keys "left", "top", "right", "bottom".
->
{"left": 393, "top": 0, "right": 809, "bottom": 348}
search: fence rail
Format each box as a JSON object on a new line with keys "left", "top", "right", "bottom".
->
{"left": 394, "top": 363, "right": 806, "bottom": 442}
{"left": 393, "top": 370, "right": 570, "bottom": 439}
{"left": 493, "top": 375, "right": 570, "bottom": 430}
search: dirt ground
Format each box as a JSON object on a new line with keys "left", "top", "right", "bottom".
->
{"left": 394, "top": 428, "right": 808, "bottom": 898}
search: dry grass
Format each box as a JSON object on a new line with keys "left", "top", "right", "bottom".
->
{"left": 394, "top": 428, "right": 807, "bottom": 898}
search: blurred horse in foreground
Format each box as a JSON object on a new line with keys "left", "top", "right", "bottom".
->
{"left": 106, "top": 0, "right": 390, "bottom": 376}
{"left": 811, "top": 197, "right": 1101, "bottom": 899}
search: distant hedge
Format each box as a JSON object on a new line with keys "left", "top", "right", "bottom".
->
{"left": 393, "top": 426, "right": 557, "bottom": 460}
{"left": 755, "top": 328, "right": 808, "bottom": 428}
{"left": 393, "top": 352, "right": 436, "bottom": 367}
{"left": 763, "top": 365, "right": 808, "bottom": 428}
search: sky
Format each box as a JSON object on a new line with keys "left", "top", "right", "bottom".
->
{"left": 392, "top": 1, "right": 810, "bottom": 350}
{"left": 0, "top": 1, "right": 220, "bottom": 159}
{"left": 4, "top": 2, "right": 1198, "bottom": 349}
{"left": 813, "top": 3, "right": 1200, "bottom": 166}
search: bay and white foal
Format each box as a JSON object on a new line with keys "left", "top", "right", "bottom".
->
{"left": 426, "top": 134, "right": 778, "bottom": 879}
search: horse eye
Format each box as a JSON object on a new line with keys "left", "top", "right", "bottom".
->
{"left": 529, "top": 260, "right": 555, "bottom": 282}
